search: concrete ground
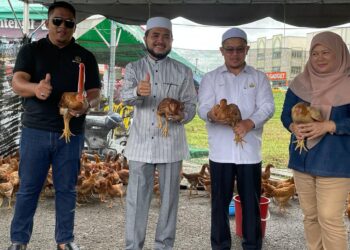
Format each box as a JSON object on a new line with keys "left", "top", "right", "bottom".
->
{"left": 1, "top": 163, "right": 350, "bottom": 250}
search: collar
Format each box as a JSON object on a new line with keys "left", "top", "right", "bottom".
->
{"left": 219, "top": 63, "right": 250, "bottom": 75}
{"left": 146, "top": 54, "right": 168, "bottom": 66}
{"left": 45, "top": 35, "right": 75, "bottom": 49}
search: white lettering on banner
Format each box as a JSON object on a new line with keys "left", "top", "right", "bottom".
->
{"left": 8, "top": 20, "right": 15, "bottom": 29}
{"left": 266, "top": 72, "right": 287, "bottom": 81}
{"left": 0, "top": 19, "right": 43, "bottom": 30}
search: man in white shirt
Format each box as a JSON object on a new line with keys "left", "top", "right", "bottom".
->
{"left": 121, "top": 17, "right": 197, "bottom": 250}
{"left": 198, "top": 27, "right": 275, "bottom": 250}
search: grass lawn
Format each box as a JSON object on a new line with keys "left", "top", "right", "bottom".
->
{"left": 185, "top": 90, "right": 290, "bottom": 168}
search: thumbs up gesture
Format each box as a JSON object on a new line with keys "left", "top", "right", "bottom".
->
{"left": 137, "top": 73, "right": 151, "bottom": 96}
{"left": 35, "top": 73, "right": 53, "bottom": 100}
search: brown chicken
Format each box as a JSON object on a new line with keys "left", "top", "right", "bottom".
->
{"left": 59, "top": 63, "right": 87, "bottom": 143}
{"left": 263, "top": 182, "right": 296, "bottom": 212}
{"left": 94, "top": 177, "right": 109, "bottom": 203}
{"left": 211, "top": 99, "right": 244, "bottom": 147}
{"left": 157, "top": 98, "right": 184, "bottom": 136}
{"left": 198, "top": 176, "right": 211, "bottom": 197}
{"left": 261, "top": 163, "right": 274, "bottom": 181}
{"left": 346, "top": 192, "right": 350, "bottom": 219}
{"left": 182, "top": 164, "right": 209, "bottom": 196}
{"left": 106, "top": 177, "right": 124, "bottom": 208}
{"left": 291, "top": 102, "right": 323, "bottom": 153}
{"left": 0, "top": 181, "right": 14, "bottom": 208}
{"left": 77, "top": 172, "right": 98, "bottom": 203}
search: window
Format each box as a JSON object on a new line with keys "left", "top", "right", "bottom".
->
{"left": 291, "top": 66, "right": 302, "bottom": 74}
{"left": 292, "top": 50, "right": 303, "bottom": 58}
{"left": 257, "top": 51, "right": 265, "bottom": 60}
{"left": 272, "top": 50, "right": 281, "bottom": 59}
{"left": 272, "top": 67, "right": 280, "bottom": 72}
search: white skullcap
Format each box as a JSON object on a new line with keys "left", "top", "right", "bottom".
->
{"left": 146, "top": 17, "right": 172, "bottom": 32}
{"left": 222, "top": 27, "right": 247, "bottom": 42}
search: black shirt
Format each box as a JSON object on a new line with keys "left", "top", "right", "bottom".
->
{"left": 14, "top": 37, "right": 101, "bottom": 134}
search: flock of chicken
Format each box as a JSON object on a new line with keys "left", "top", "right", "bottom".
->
{"left": 0, "top": 152, "right": 129, "bottom": 209}
{"left": 2, "top": 153, "right": 350, "bottom": 219}
{"left": 0, "top": 152, "right": 19, "bottom": 209}
{"left": 260, "top": 164, "right": 296, "bottom": 212}
{"left": 0, "top": 100, "right": 346, "bottom": 217}
{"left": 74, "top": 153, "right": 128, "bottom": 207}
{"left": 180, "top": 162, "right": 297, "bottom": 213}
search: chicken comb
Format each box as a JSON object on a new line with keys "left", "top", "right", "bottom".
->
{"left": 76, "top": 63, "right": 85, "bottom": 101}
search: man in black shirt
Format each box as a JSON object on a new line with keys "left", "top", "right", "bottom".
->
{"left": 7, "top": 2, "right": 101, "bottom": 250}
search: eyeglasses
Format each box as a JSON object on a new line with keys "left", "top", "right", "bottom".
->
{"left": 51, "top": 17, "right": 75, "bottom": 29}
{"left": 222, "top": 46, "right": 247, "bottom": 54}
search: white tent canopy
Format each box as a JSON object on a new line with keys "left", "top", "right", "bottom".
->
{"left": 23, "top": 0, "right": 350, "bottom": 28}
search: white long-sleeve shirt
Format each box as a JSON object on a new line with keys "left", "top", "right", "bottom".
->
{"left": 198, "top": 64, "right": 275, "bottom": 164}
{"left": 121, "top": 55, "right": 197, "bottom": 163}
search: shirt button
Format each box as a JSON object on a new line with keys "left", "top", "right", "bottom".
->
{"left": 152, "top": 109, "right": 155, "bottom": 112}
{"left": 152, "top": 137, "right": 154, "bottom": 139}
{"left": 153, "top": 96, "right": 156, "bottom": 98}
{"left": 155, "top": 83, "right": 158, "bottom": 85}
{"left": 152, "top": 122, "right": 154, "bottom": 126}
{"left": 156, "top": 70, "right": 158, "bottom": 72}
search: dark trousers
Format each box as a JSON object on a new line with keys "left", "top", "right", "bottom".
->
{"left": 210, "top": 160, "right": 262, "bottom": 250}
{"left": 10, "top": 127, "right": 84, "bottom": 244}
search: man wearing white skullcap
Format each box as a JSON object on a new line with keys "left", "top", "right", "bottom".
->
{"left": 146, "top": 16, "right": 172, "bottom": 32}
{"left": 198, "top": 27, "right": 275, "bottom": 250}
{"left": 121, "top": 16, "right": 197, "bottom": 250}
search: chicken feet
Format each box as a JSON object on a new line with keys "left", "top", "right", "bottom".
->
{"left": 59, "top": 108, "right": 74, "bottom": 143}
{"left": 293, "top": 139, "right": 308, "bottom": 154}
{"left": 157, "top": 114, "right": 169, "bottom": 136}
{"left": 234, "top": 134, "right": 246, "bottom": 148}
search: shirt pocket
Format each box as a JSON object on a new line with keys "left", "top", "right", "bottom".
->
{"left": 242, "top": 81, "right": 257, "bottom": 97}
{"left": 161, "top": 81, "right": 181, "bottom": 99}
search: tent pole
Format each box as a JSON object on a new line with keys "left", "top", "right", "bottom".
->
{"left": 7, "top": 0, "right": 24, "bottom": 36}
{"left": 23, "top": 0, "right": 30, "bottom": 35}
{"left": 108, "top": 20, "right": 117, "bottom": 112}
{"left": 94, "top": 27, "right": 110, "bottom": 47}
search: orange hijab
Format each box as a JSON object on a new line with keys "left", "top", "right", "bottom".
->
{"left": 289, "top": 31, "right": 350, "bottom": 148}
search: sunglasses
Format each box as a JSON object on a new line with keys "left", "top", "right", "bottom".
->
{"left": 222, "top": 46, "right": 247, "bottom": 54}
{"left": 51, "top": 17, "right": 75, "bottom": 29}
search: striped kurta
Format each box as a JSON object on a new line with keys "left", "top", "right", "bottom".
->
{"left": 121, "top": 55, "right": 197, "bottom": 163}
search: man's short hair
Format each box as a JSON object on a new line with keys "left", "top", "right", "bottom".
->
{"left": 48, "top": 1, "right": 76, "bottom": 18}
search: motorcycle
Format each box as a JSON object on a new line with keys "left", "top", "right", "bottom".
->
{"left": 84, "top": 111, "right": 124, "bottom": 157}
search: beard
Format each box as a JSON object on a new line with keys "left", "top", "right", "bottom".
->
{"left": 146, "top": 46, "right": 171, "bottom": 60}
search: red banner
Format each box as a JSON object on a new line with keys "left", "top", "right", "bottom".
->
{"left": 266, "top": 72, "right": 286, "bottom": 81}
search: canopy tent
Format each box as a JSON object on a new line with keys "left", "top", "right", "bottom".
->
{"left": 25, "top": 0, "right": 350, "bottom": 28}
{"left": 0, "top": 0, "right": 47, "bottom": 41}
{"left": 75, "top": 18, "right": 146, "bottom": 67}
{"left": 0, "top": 0, "right": 46, "bottom": 20}
{"left": 75, "top": 18, "right": 204, "bottom": 76}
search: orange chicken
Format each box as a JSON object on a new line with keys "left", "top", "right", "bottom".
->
{"left": 291, "top": 102, "right": 323, "bottom": 153}
{"left": 59, "top": 63, "right": 87, "bottom": 143}
{"left": 182, "top": 164, "right": 209, "bottom": 196}
{"left": 198, "top": 176, "right": 211, "bottom": 197}
{"left": 106, "top": 177, "right": 124, "bottom": 208}
{"left": 0, "top": 181, "right": 14, "bottom": 208}
{"left": 77, "top": 172, "right": 98, "bottom": 203}
{"left": 261, "top": 164, "right": 274, "bottom": 181}
{"left": 211, "top": 99, "right": 244, "bottom": 147}
{"left": 157, "top": 98, "right": 184, "bottom": 136}
{"left": 263, "top": 182, "right": 296, "bottom": 212}
{"left": 346, "top": 192, "right": 350, "bottom": 219}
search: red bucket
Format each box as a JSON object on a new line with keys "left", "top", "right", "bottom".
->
{"left": 233, "top": 195, "right": 270, "bottom": 238}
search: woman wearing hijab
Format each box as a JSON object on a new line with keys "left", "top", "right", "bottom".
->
{"left": 281, "top": 31, "right": 350, "bottom": 250}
